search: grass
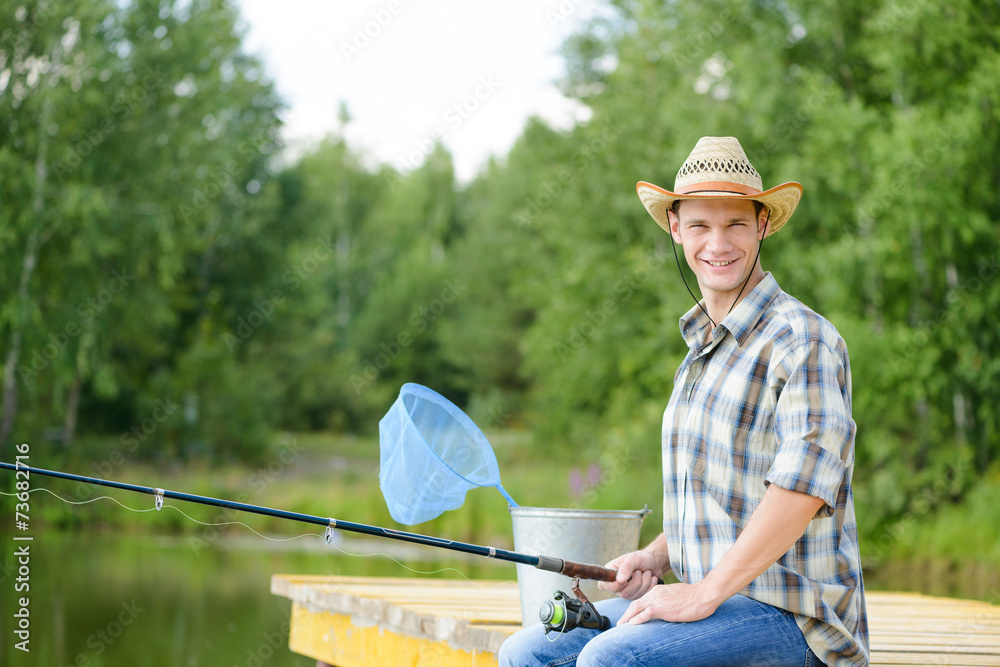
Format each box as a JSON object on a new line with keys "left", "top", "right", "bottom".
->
{"left": 10, "top": 430, "right": 1000, "bottom": 590}
{"left": 12, "top": 429, "right": 665, "bottom": 549}
{"left": 883, "top": 468, "right": 1000, "bottom": 567}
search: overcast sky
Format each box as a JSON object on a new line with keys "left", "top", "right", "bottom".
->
{"left": 236, "top": 0, "right": 605, "bottom": 182}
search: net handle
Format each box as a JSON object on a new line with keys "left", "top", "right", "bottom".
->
{"left": 495, "top": 483, "right": 518, "bottom": 508}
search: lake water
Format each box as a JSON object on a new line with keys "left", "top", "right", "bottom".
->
{"left": 2, "top": 528, "right": 996, "bottom": 666}
{"left": 0, "top": 530, "right": 515, "bottom": 666}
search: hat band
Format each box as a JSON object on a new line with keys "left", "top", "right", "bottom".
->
{"left": 676, "top": 181, "right": 760, "bottom": 196}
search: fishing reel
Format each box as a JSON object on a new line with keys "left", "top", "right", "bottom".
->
{"left": 538, "top": 578, "right": 611, "bottom": 634}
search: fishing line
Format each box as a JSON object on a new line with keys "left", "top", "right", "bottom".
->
{"left": 546, "top": 616, "right": 571, "bottom": 643}
{"left": 3, "top": 485, "right": 158, "bottom": 510}
{"left": 1, "top": 485, "right": 514, "bottom": 585}
{"left": 2, "top": 461, "right": 612, "bottom": 590}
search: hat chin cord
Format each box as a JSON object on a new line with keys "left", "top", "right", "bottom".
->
{"left": 669, "top": 209, "right": 770, "bottom": 330}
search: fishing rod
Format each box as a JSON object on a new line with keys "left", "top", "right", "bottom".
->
{"left": 0, "top": 462, "right": 617, "bottom": 587}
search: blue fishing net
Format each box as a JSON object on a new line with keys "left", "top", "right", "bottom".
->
{"left": 379, "top": 383, "right": 517, "bottom": 525}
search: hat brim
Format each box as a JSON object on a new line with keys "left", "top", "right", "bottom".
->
{"left": 636, "top": 180, "right": 803, "bottom": 238}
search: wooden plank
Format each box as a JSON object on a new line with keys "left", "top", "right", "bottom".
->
{"left": 873, "top": 633, "right": 1000, "bottom": 647}
{"left": 872, "top": 654, "right": 1000, "bottom": 667}
{"left": 272, "top": 576, "right": 1000, "bottom": 666}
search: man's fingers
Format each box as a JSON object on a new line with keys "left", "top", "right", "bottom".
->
{"left": 617, "top": 600, "right": 650, "bottom": 626}
{"left": 627, "top": 607, "right": 652, "bottom": 625}
{"left": 617, "top": 601, "right": 638, "bottom": 625}
{"left": 626, "top": 571, "right": 656, "bottom": 600}
{"left": 605, "top": 569, "right": 649, "bottom": 600}
{"left": 599, "top": 557, "right": 632, "bottom": 593}
{"left": 641, "top": 570, "right": 655, "bottom": 593}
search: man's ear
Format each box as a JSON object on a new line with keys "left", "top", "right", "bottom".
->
{"left": 757, "top": 207, "right": 770, "bottom": 240}
{"left": 667, "top": 208, "right": 683, "bottom": 244}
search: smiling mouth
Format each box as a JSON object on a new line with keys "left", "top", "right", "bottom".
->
{"left": 704, "top": 259, "right": 736, "bottom": 267}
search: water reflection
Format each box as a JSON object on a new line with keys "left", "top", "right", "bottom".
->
{"left": 3, "top": 529, "right": 996, "bottom": 666}
{"left": 0, "top": 530, "right": 515, "bottom": 666}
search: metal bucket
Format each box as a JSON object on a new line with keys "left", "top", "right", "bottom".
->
{"left": 509, "top": 506, "right": 650, "bottom": 627}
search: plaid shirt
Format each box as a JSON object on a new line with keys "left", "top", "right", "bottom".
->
{"left": 662, "top": 273, "right": 869, "bottom": 666}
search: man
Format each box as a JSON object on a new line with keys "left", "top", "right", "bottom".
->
{"left": 499, "top": 137, "right": 868, "bottom": 666}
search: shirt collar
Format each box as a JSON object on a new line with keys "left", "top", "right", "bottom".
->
{"left": 679, "top": 272, "right": 781, "bottom": 351}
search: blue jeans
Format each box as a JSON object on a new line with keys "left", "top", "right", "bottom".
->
{"left": 498, "top": 594, "right": 823, "bottom": 667}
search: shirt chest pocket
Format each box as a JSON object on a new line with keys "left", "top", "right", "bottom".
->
{"left": 703, "top": 386, "right": 776, "bottom": 478}
{"left": 710, "top": 391, "right": 760, "bottom": 433}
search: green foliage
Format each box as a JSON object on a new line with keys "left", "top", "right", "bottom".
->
{"left": 2, "top": 0, "right": 999, "bottom": 570}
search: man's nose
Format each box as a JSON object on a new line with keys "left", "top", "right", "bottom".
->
{"left": 706, "top": 227, "right": 733, "bottom": 253}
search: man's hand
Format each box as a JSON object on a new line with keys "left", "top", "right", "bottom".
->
{"left": 597, "top": 549, "right": 663, "bottom": 600}
{"left": 617, "top": 582, "right": 722, "bottom": 625}
{"left": 612, "top": 485, "right": 825, "bottom": 626}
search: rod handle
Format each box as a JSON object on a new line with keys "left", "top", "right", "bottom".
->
{"left": 560, "top": 559, "right": 617, "bottom": 582}
{"left": 535, "top": 555, "right": 617, "bottom": 582}
{"left": 535, "top": 555, "right": 665, "bottom": 586}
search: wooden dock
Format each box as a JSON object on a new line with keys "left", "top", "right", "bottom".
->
{"left": 271, "top": 575, "right": 1000, "bottom": 666}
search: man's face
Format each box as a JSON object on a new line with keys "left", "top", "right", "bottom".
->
{"left": 667, "top": 198, "right": 767, "bottom": 302}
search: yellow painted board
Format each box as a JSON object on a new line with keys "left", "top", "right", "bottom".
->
{"left": 288, "top": 601, "right": 501, "bottom": 667}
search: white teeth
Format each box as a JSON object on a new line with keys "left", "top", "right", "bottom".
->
{"left": 706, "top": 260, "right": 735, "bottom": 267}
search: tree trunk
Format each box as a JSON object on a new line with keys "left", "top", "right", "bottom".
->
{"left": 0, "top": 328, "right": 25, "bottom": 452}
{"left": 62, "top": 368, "right": 83, "bottom": 448}
{"left": 337, "top": 230, "right": 351, "bottom": 328}
{"left": 0, "top": 230, "right": 39, "bottom": 450}
{"left": 0, "top": 95, "right": 50, "bottom": 452}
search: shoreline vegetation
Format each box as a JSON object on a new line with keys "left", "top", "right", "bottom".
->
{"left": 7, "top": 430, "right": 998, "bottom": 604}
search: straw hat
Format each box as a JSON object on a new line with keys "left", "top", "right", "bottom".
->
{"left": 636, "top": 136, "right": 802, "bottom": 237}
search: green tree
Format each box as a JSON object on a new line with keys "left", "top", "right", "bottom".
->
{"left": 1, "top": 0, "right": 284, "bottom": 460}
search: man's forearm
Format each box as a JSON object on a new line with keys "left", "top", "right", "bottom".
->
{"left": 699, "top": 484, "right": 825, "bottom": 606}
